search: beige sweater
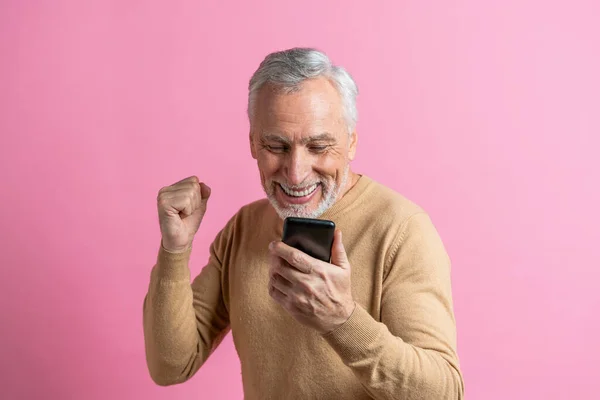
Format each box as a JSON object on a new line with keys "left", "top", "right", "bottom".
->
{"left": 143, "top": 175, "right": 464, "bottom": 399}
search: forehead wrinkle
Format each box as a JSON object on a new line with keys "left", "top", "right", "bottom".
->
{"left": 261, "top": 132, "right": 291, "bottom": 144}
{"left": 261, "top": 131, "right": 337, "bottom": 145}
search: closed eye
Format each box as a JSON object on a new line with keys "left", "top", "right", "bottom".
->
{"left": 265, "top": 145, "right": 288, "bottom": 153}
{"left": 309, "top": 145, "right": 329, "bottom": 153}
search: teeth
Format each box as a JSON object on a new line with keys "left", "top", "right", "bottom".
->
{"left": 280, "top": 183, "right": 318, "bottom": 197}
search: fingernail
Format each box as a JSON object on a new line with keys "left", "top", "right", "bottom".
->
{"left": 269, "top": 241, "right": 275, "bottom": 250}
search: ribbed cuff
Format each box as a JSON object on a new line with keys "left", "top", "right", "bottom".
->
{"left": 152, "top": 242, "right": 193, "bottom": 281}
{"left": 322, "top": 304, "right": 384, "bottom": 364}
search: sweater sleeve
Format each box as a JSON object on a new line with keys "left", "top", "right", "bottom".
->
{"left": 142, "top": 232, "right": 230, "bottom": 386}
{"left": 322, "top": 212, "right": 465, "bottom": 399}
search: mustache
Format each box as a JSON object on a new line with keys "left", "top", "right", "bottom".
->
{"left": 270, "top": 177, "right": 334, "bottom": 188}
{"left": 274, "top": 181, "right": 322, "bottom": 189}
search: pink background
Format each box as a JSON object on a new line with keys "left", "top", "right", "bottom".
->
{"left": 1, "top": 1, "right": 599, "bottom": 399}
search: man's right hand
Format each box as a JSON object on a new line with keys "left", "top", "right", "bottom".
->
{"left": 157, "top": 176, "right": 211, "bottom": 253}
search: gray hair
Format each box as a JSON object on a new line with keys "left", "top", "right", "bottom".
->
{"left": 247, "top": 47, "right": 359, "bottom": 133}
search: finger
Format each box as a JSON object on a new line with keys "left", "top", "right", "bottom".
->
{"left": 159, "top": 181, "right": 200, "bottom": 198}
{"left": 269, "top": 241, "right": 313, "bottom": 274}
{"left": 270, "top": 272, "right": 293, "bottom": 294}
{"left": 160, "top": 192, "right": 199, "bottom": 217}
{"left": 330, "top": 229, "right": 349, "bottom": 269}
{"left": 269, "top": 278, "right": 288, "bottom": 304}
{"left": 159, "top": 177, "right": 198, "bottom": 195}
{"left": 158, "top": 187, "right": 201, "bottom": 214}
{"left": 174, "top": 175, "right": 199, "bottom": 185}
{"left": 173, "top": 195, "right": 196, "bottom": 216}
{"left": 200, "top": 182, "right": 212, "bottom": 201}
{"left": 269, "top": 257, "right": 299, "bottom": 287}
{"left": 183, "top": 182, "right": 202, "bottom": 211}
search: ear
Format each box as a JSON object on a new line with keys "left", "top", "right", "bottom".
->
{"left": 347, "top": 130, "right": 358, "bottom": 161}
{"left": 249, "top": 131, "right": 257, "bottom": 159}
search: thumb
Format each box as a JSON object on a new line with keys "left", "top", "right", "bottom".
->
{"left": 330, "top": 229, "right": 349, "bottom": 268}
{"left": 200, "top": 183, "right": 212, "bottom": 203}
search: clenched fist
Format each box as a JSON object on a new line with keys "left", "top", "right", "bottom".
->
{"left": 157, "top": 176, "right": 211, "bottom": 253}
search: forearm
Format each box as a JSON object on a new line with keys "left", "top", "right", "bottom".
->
{"left": 143, "top": 246, "right": 202, "bottom": 385}
{"left": 323, "top": 305, "right": 464, "bottom": 400}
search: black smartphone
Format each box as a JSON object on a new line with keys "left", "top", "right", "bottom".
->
{"left": 282, "top": 217, "right": 336, "bottom": 262}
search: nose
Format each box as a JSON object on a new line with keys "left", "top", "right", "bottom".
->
{"left": 284, "top": 147, "right": 311, "bottom": 186}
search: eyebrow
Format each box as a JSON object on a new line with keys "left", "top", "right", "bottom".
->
{"left": 261, "top": 132, "right": 337, "bottom": 145}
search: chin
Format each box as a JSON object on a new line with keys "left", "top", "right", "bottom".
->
{"left": 266, "top": 191, "right": 336, "bottom": 220}
{"left": 270, "top": 203, "right": 324, "bottom": 220}
{"left": 261, "top": 167, "right": 349, "bottom": 219}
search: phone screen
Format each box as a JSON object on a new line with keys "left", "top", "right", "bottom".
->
{"left": 282, "top": 217, "right": 335, "bottom": 262}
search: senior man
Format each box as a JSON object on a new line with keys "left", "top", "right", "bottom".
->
{"left": 143, "top": 47, "right": 464, "bottom": 399}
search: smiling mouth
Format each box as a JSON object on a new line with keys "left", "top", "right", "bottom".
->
{"left": 278, "top": 182, "right": 320, "bottom": 198}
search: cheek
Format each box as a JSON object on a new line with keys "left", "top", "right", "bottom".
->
{"left": 314, "top": 153, "right": 347, "bottom": 177}
{"left": 257, "top": 153, "right": 281, "bottom": 177}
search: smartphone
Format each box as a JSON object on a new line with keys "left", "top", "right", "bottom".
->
{"left": 282, "top": 217, "right": 336, "bottom": 262}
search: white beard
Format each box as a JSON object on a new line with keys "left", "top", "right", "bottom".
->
{"left": 264, "top": 164, "right": 349, "bottom": 219}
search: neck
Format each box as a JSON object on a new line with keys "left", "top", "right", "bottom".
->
{"left": 339, "top": 169, "right": 359, "bottom": 199}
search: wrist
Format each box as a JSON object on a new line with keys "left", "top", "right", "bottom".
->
{"left": 322, "top": 300, "right": 357, "bottom": 335}
{"left": 341, "top": 300, "right": 357, "bottom": 327}
{"left": 161, "top": 239, "right": 191, "bottom": 254}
